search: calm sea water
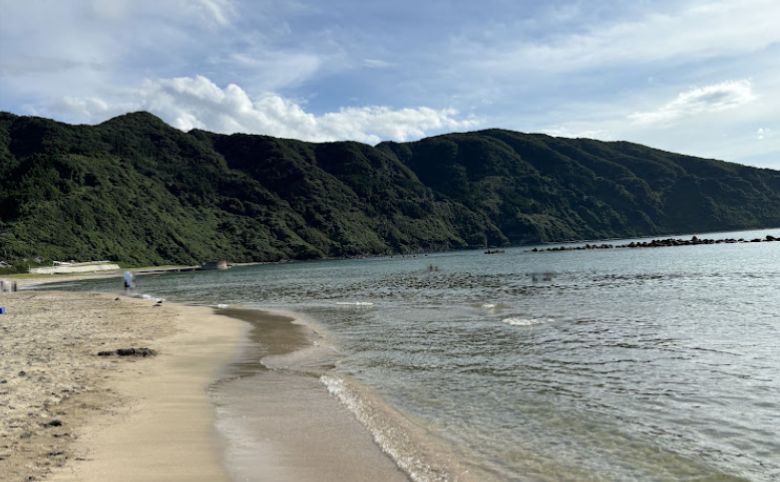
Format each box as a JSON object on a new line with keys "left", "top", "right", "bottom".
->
{"left": 53, "top": 229, "right": 780, "bottom": 481}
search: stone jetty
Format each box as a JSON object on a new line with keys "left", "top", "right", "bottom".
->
{"left": 531, "top": 234, "right": 779, "bottom": 253}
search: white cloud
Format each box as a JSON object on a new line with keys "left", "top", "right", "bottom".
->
{"left": 628, "top": 80, "right": 755, "bottom": 126}
{"left": 225, "top": 51, "right": 324, "bottom": 89}
{"left": 362, "top": 58, "right": 393, "bottom": 69}
{"left": 756, "top": 127, "right": 772, "bottom": 140}
{"left": 466, "top": 0, "right": 780, "bottom": 75}
{"left": 58, "top": 96, "right": 111, "bottom": 118}
{"left": 540, "top": 126, "right": 612, "bottom": 140}
{"left": 530, "top": 76, "right": 780, "bottom": 169}
{"left": 189, "top": 0, "right": 236, "bottom": 27}
{"left": 66, "top": 75, "right": 476, "bottom": 144}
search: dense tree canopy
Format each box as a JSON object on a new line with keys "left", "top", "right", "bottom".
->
{"left": 1, "top": 111, "right": 778, "bottom": 265}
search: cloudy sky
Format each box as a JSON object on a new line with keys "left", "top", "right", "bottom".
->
{"left": 1, "top": 0, "right": 778, "bottom": 168}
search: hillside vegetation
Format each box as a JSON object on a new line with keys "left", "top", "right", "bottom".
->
{"left": 1, "top": 111, "right": 778, "bottom": 265}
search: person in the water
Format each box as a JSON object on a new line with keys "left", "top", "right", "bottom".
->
{"left": 123, "top": 271, "right": 134, "bottom": 292}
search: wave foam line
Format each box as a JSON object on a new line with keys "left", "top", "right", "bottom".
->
{"left": 321, "top": 375, "right": 452, "bottom": 482}
{"left": 138, "top": 293, "right": 165, "bottom": 303}
{"left": 502, "top": 317, "right": 550, "bottom": 326}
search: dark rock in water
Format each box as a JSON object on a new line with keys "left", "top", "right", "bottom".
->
{"left": 44, "top": 419, "right": 63, "bottom": 427}
{"left": 97, "top": 347, "right": 157, "bottom": 357}
{"left": 18, "top": 370, "right": 26, "bottom": 377}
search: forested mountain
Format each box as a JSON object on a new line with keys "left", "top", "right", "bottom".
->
{"left": 1, "top": 111, "right": 778, "bottom": 265}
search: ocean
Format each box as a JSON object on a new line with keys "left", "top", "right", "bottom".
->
{"left": 51, "top": 228, "right": 780, "bottom": 481}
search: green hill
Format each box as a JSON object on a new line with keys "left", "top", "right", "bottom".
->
{"left": 1, "top": 111, "right": 778, "bottom": 265}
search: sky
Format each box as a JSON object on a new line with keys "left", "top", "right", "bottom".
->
{"left": 1, "top": 0, "right": 778, "bottom": 169}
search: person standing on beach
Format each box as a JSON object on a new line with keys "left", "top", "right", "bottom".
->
{"left": 123, "top": 271, "right": 135, "bottom": 292}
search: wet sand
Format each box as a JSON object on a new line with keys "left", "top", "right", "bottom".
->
{"left": 212, "top": 308, "right": 409, "bottom": 482}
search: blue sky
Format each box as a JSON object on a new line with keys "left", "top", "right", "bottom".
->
{"left": 1, "top": 0, "right": 778, "bottom": 168}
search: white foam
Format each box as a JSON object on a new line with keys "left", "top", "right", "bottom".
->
{"left": 335, "top": 301, "right": 374, "bottom": 306}
{"left": 320, "top": 375, "right": 451, "bottom": 482}
{"left": 502, "top": 317, "right": 549, "bottom": 326}
{"left": 480, "top": 302, "right": 511, "bottom": 312}
{"left": 216, "top": 303, "right": 229, "bottom": 309}
{"left": 136, "top": 293, "right": 166, "bottom": 303}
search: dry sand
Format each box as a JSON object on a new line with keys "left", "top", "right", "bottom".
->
{"left": 0, "top": 291, "right": 243, "bottom": 482}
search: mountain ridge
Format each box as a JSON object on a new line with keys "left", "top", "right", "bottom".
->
{"left": 1, "top": 111, "right": 778, "bottom": 266}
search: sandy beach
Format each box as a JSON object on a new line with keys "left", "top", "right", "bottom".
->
{"left": 0, "top": 290, "right": 243, "bottom": 482}
{"left": 1, "top": 284, "right": 410, "bottom": 482}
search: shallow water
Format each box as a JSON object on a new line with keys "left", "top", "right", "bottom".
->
{"left": 54, "top": 228, "right": 780, "bottom": 481}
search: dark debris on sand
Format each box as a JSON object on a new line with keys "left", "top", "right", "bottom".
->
{"left": 96, "top": 347, "right": 157, "bottom": 358}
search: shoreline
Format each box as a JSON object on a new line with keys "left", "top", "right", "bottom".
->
{"left": 210, "top": 307, "right": 411, "bottom": 482}
{"left": 4, "top": 265, "right": 202, "bottom": 290}
{"left": 4, "top": 227, "right": 777, "bottom": 288}
{"left": 1, "top": 283, "right": 417, "bottom": 481}
{"left": 212, "top": 306, "right": 482, "bottom": 482}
